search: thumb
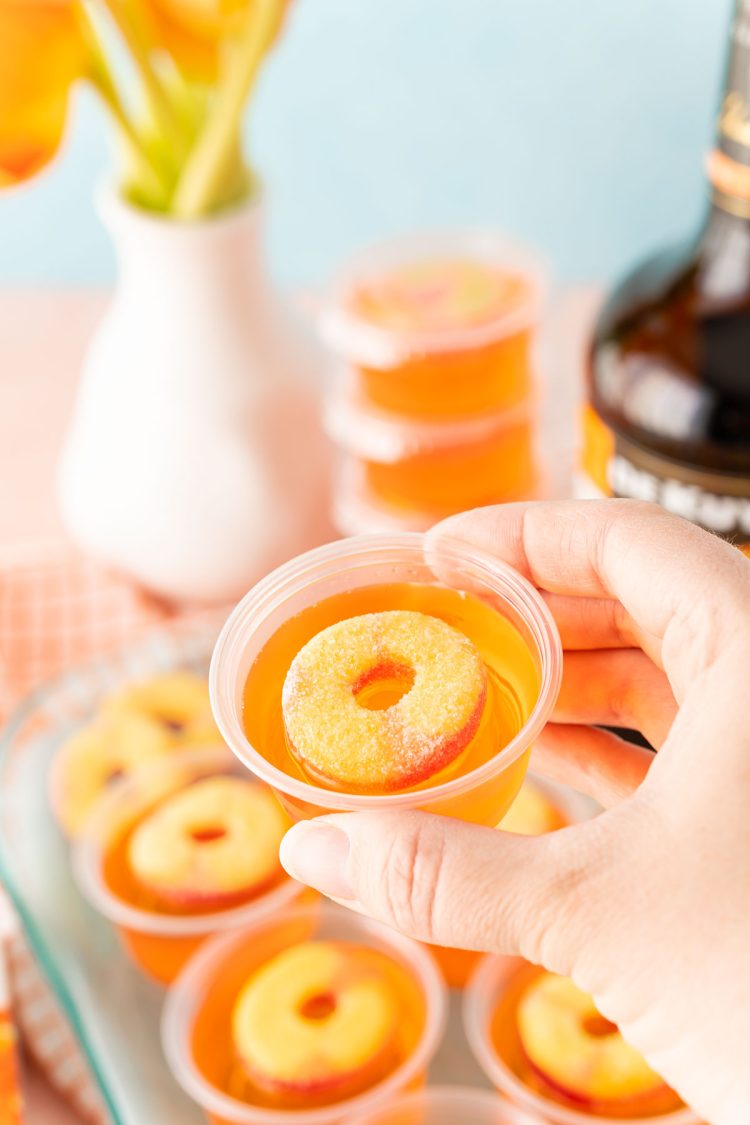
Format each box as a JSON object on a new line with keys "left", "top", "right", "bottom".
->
{"left": 280, "top": 809, "right": 612, "bottom": 968}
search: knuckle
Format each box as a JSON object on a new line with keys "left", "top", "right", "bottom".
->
{"left": 609, "top": 666, "right": 640, "bottom": 727}
{"left": 664, "top": 596, "right": 726, "bottom": 687}
{"left": 611, "top": 598, "right": 637, "bottom": 647}
{"left": 379, "top": 817, "right": 446, "bottom": 941}
{"left": 606, "top": 651, "right": 666, "bottom": 731}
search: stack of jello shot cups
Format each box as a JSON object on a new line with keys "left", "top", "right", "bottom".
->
{"left": 319, "top": 231, "right": 548, "bottom": 533}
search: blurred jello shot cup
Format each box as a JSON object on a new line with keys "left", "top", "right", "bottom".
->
{"left": 464, "top": 955, "right": 702, "bottom": 1125}
{"left": 319, "top": 231, "right": 547, "bottom": 419}
{"left": 74, "top": 747, "right": 309, "bottom": 985}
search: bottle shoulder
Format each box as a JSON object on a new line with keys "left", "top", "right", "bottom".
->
{"left": 590, "top": 224, "right": 750, "bottom": 473}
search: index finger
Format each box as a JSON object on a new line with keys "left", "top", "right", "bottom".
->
{"left": 430, "top": 499, "right": 750, "bottom": 698}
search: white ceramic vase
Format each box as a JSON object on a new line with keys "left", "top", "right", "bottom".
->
{"left": 58, "top": 188, "right": 331, "bottom": 604}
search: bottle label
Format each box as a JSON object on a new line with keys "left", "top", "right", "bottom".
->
{"left": 577, "top": 406, "right": 750, "bottom": 555}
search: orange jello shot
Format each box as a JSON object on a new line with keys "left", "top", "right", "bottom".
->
{"left": 73, "top": 747, "right": 306, "bottom": 985}
{"left": 325, "top": 393, "right": 538, "bottom": 520}
{"left": 162, "top": 902, "right": 446, "bottom": 1125}
{"left": 464, "top": 958, "right": 701, "bottom": 1125}
{"left": 211, "top": 534, "right": 562, "bottom": 826}
{"left": 428, "top": 777, "right": 572, "bottom": 988}
{"left": 319, "top": 232, "right": 546, "bottom": 419}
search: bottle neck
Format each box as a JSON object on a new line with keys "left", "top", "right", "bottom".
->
{"left": 709, "top": 0, "right": 750, "bottom": 218}
{"left": 700, "top": 201, "right": 750, "bottom": 294}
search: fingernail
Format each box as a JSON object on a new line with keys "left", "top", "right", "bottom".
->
{"left": 280, "top": 822, "right": 354, "bottom": 899}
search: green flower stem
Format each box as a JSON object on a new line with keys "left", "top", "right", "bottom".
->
{"left": 99, "top": 0, "right": 187, "bottom": 160}
{"left": 171, "top": 0, "right": 286, "bottom": 219}
{"left": 80, "top": 5, "right": 171, "bottom": 200}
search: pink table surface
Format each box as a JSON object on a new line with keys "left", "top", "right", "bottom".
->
{"left": 0, "top": 285, "right": 599, "bottom": 1123}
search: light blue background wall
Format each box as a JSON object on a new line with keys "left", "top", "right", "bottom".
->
{"left": 0, "top": 0, "right": 735, "bottom": 288}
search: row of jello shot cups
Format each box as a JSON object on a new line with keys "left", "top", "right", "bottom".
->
{"left": 317, "top": 231, "right": 548, "bottom": 534}
{"left": 73, "top": 532, "right": 700, "bottom": 1124}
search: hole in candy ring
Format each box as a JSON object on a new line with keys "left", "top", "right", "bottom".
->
{"left": 299, "top": 992, "right": 338, "bottom": 1021}
{"left": 190, "top": 825, "right": 228, "bottom": 844}
{"left": 162, "top": 718, "right": 187, "bottom": 732}
{"left": 353, "top": 661, "right": 416, "bottom": 712}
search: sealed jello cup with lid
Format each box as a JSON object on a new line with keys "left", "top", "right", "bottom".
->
{"left": 318, "top": 231, "right": 548, "bottom": 419}
{"left": 331, "top": 462, "right": 544, "bottom": 536}
{"left": 325, "top": 387, "right": 539, "bottom": 520}
{"left": 210, "top": 534, "right": 561, "bottom": 826}
{"left": 464, "top": 955, "right": 702, "bottom": 1125}
{"left": 162, "top": 901, "right": 446, "bottom": 1125}
{"left": 73, "top": 746, "right": 310, "bottom": 985}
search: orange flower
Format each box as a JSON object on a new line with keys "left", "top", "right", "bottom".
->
{"left": 144, "top": 0, "right": 290, "bottom": 81}
{"left": 0, "top": 0, "right": 87, "bottom": 186}
{"left": 145, "top": 0, "right": 248, "bottom": 79}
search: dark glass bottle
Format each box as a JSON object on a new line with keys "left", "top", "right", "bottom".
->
{"left": 582, "top": 0, "right": 750, "bottom": 554}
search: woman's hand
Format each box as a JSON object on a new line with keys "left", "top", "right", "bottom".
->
{"left": 280, "top": 500, "right": 750, "bottom": 1125}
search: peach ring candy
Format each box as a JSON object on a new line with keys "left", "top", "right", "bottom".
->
{"left": 232, "top": 941, "right": 398, "bottom": 1101}
{"left": 127, "top": 776, "right": 289, "bottom": 909}
{"left": 104, "top": 670, "right": 221, "bottom": 745}
{"left": 281, "top": 609, "right": 487, "bottom": 792}
{"left": 517, "top": 972, "right": 666, "bottom": 1105}
{"left": 351, "top": 257, "right": 530, "bottom": 334}
{"left": 50, "top": 711, "right": 174, "bottom": 838}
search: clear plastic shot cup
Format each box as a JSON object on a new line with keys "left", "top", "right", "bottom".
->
{"left": 324, "top": 386, "right": 539, "bottom": 519}
{"left": 463, "top": 955, "right": 702, "bottom": 1125}
{"left": 73, "top": 747, "right": 309, "bottom": 985}
{"left": 210, "top": 534, "right": 562, "bottom": 826}
{"left": 331, "top": 456, "right": 541, "bottom": 536}
{"left": 341, "top": 1085, "right": 539, "bottom": 1125}
{"left": 317, "top": 230, "right": 549, "bottom": 420}
{"left": 161, "top": 901, "right": 447, "bottom": 1125}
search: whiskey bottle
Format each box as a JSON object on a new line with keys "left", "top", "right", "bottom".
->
{"left": 581, "top": 0, "right": 750, "bottom": 554}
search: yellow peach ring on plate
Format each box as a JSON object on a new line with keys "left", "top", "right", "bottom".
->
{"left": 50, "top": 712, "right": 175, "bottom": 838}
{"left": 231, "top": 941, "right": 398, "bottom": 1100}
{"left": 127, "top": 777, "right": 289, "bottom": 909}
{"left": 104, "top": 671, "right": 221, "bottom": 745}
{"left": 281, "top": 610, "right": 487, "bottom": 792}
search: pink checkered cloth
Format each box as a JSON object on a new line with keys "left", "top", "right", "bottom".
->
{"left": 0, "top": 542, "right": 220, "bottom": 1122}
{"left": 0, "top": 543, "right": 184, "bottom": 727}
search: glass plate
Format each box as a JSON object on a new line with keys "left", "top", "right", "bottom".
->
{"left": 0, "top": 624, "right": 220, "bottom": 1125}
{"left": 0, "top": 622, "right": 592, "bottom": 1123}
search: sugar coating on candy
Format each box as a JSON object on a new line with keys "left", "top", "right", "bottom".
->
{"left": 281, "top": 610, "right": 487, "bottom": 792}
{"left": 127, "top": 776, "right": 289, "bottom": 906}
